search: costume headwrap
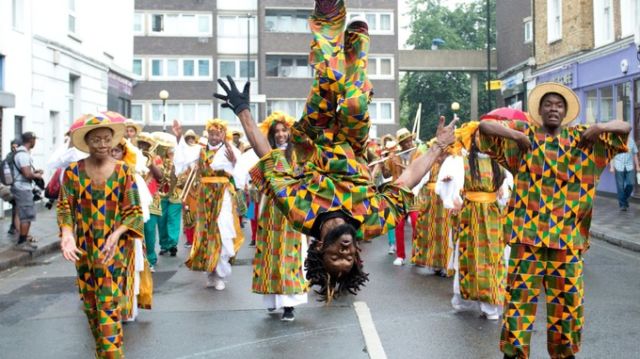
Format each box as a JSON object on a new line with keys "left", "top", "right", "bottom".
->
{"left": 450, "top": 121, "right": 480, "bottom": 155}
{"left": 258, "top": 111, "right": 295, "bottom": 136}
{"left": 118, "top": 138, "right": 138, "bottom": 167}
{"left": 205, "top": 118, "right": 232, "bottom": 141}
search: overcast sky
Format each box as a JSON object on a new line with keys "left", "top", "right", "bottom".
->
{"left": 398, "top": 0, "right": 472, "bottom": 49}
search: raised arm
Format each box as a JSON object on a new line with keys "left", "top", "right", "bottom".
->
{"left": 578, "top": 120, "right": 631, "bottom": 149}
{"left": 214, "top": 76, "right": 271, "bottom": 158}
{"left": 395, "top": 116, "right": 457, "bottom": 189}
{"left": 479, "top": 121, "right": 531, "bottom": 153}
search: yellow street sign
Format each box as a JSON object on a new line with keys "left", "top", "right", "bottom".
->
{"left": 485, "top": 80, "right": 502, "bottom": 91}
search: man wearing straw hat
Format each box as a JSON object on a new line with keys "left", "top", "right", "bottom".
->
{"left": 477, "top": 82, "right": 630, "bottom": 359}
{"left": 57, "top": 114, "right": 143, "bottom": 358}
{"left": 385, "top": 127, "right": 418, "bottom": 266}
{"left": 215, "top": 0, "right": 457, "bottom": 301}
{"left": 124, "top": 119, "right": 143, "bottom": 145}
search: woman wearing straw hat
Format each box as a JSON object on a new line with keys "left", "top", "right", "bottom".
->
{"left": 251, "top": 111, "right": 308, "bottom": 322}
{"left": 477, "top": 83, "right": 630, "bottom": 359}
{"left": 57, "top": 114, "right": 143, "bottom": 358}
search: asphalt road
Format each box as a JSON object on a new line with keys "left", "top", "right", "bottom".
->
{"left": 0, "top": 225, "right": 638, "bottom": 359}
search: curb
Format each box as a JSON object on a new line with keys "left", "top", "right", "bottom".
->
{"left": 0, "top": 239, "right": 60, "bottom": 273}
{"left": 590, "top": 229, "right": 640, "bottom": 252}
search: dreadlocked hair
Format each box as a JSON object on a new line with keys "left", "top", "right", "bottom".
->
{"left": 304, "top": 224, "right": 369, "bottom": 303}
{"left": 468, "top": 138, "right": 505, "bottom": 191}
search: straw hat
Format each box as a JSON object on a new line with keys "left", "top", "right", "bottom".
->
{"left": 231, "top": 130, "right": 243, "bottom": 137}
{"left": 71, "top": 114, "right": 125, "bottom": 153}
{"left": 137, "top": 132, "right": 156, "bottom": 147}
{"left": 527, "top": 82, "right": 580, "bottom": 127}
{"left": 184, "top": 129, "right": 198, "bottom": 141}
{"left": 124, "top": 118, "right": 143, "bottom": 133}
{"left": 151, "top": 131, "right": 177, "bottom": 148}
{"left": 396, "top": 128, "right": 415, "bottom": 144}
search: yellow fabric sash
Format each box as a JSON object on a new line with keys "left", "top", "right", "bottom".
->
{"left": 426, "top": 183, "right": 436, "bottom": 190}
{"left": 201, "top": 176, "right": 230, "bottom": 184}
{"left": 465, "top": 191, "right": 497, "bottom": 203}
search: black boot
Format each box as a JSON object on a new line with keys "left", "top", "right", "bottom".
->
{"left": 281, "top": 307, "right": 295, "bottom": 322}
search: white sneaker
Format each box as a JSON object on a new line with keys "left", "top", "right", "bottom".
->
{"left": 393, "top": 257, "right": 404, "bottom": 266}
{"left": 205, "top": 272, "right": 217, "bottom": 288}
{"left": 149, "top": 266, "right": 156, "bottom": 273}
{"left": 214, "top": 278, "right": 226, "bottom": 291}
{"left": 483, "top": 313, "right": 500, "bottom": 321}
{"left": 388, "top": 245, "right": 396, "bottom": 255}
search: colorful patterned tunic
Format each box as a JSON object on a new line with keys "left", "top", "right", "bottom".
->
{"left": 185, "top": 145, "right": 241, "bottom": 272}
{"left": 250, "top": 3, "right": 412, "bottom": 240}
{"left": 478, "top": 120, "right": 628, "bottom": 250}
{"left": 411, "top": 163, "right": 452, "bottom": 270}
{"left": 456, "top": 155, "right": 506, "bottom": 305}
{"left": 57, "top": 160, "right": 143, "bottom": 359}
{"left": 252, "top": 188, "right": 307, "bottom": 295}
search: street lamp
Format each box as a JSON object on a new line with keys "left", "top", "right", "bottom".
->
{"left": 159, "top": 90, "right": 169, "bottom": 132}
{"left": 451, "top": 102, "right": 460, "bottom": 121}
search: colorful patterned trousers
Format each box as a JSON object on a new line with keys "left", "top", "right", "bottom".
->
{"left": 75, "top": 243, "right": 130, "bottom": 358}
{"left": 500, "top": 243, "right": 584, "bottom": 359}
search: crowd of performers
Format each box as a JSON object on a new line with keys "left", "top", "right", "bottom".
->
{"left": 53, "top": 1, "right": 631, "bottom": 358}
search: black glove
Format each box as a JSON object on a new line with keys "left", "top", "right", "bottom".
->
{"left": 214, "top": 76, "right": 251, "bottom": 115}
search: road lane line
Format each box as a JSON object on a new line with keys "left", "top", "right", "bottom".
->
{"left": 353, "top": 301, "right": 387, "bottom": 359}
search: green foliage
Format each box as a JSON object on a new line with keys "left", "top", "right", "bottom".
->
{"left": 400, "top": 0, "right": 496, "bottom": 141}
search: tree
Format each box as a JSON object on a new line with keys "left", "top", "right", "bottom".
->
{"left": 400, "top": 0, "right": 496, "bottom": 141}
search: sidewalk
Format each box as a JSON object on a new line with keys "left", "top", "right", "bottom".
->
{"left": 0, "top": 207, "right": 60, "bottom": 272}
{"left": 0, "top": 195, "right": 638, "bottom": 272}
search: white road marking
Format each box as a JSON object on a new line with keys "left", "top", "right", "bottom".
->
{"left": 353, "top": 301, "right": 387, "bottom": 359}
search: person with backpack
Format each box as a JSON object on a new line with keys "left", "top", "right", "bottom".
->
{"left": 11, "top": 132, "right": 43, "bottom": 250}
{"left": 5, "top": 139, "right": 21, "bottom": 236}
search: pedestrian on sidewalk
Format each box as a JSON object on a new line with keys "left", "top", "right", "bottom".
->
{"left": 251, "top": 112, "right": 308, "bottom": 322}
{"left": 610, "top": 136, "right": 638, "bottom": 211}
{"left": 12, "top": 132, "right": 43, "bottom": 250}
{"left": 58, "top": 114, "right": 143, "bottom": 358}
{"left": 6, "top": 138, "right": 21, "bottom": 236}
{"left": 478, "top": 83, "right": 631, "bottom": 359}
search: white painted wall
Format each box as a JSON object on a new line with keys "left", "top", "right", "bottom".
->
{"left": 1, "top": 0, "right": 133, "bottom": 181}
{"left": 217, "top": 0, "right": 257, "bottom": 11}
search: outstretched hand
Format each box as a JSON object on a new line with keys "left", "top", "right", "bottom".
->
{"left": 172, "top": 119, "right": 182, "bottom": 139}
{"left": 214, "top": 76, "right": 251, "bottom": 115}
{"left": 435, "top": 115, "right": 459, "bottom": 151}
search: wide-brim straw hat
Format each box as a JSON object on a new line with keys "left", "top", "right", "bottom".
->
{"left": 396, "top": 128, "right": 415, "bottom": 144}
{"left": 527, "top": 82, "right": 580, "bottom": 127}
{"left": 137, "top": 132, "right": 156, "bottom": 147}
{"left": 151, "top": 131, "right": 178, "bottom": 148}
{"left": 71, "top": 114, "right": 125, "bottom": 153}
{"left": 184, "top": 129, "right": 199, "bottom": 141}
{"left": 124, "top": 118, "right": 143, "bottom": 133}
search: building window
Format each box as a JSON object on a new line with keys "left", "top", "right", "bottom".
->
{"left": 348, "top": 11, "right": 394, "bottom": 35}
{"left": 68, "top": 0, "right": 77, "bottom": 34}
{"left": 150, "top": 101, "right": 213, "bottom": 125}
{"left": 523, "top": 17, "right": 533, "bottom": 44}
{"left": 68, "top": 74, "right": 80, "bottom": 124}
{"left": 12, "top": 0, "right": 24, "bottom": 31}
{"left": 594, "top": 0, "right": 614, "bottom": 47}
{"left": 219, "top": 59, "right": 257, "bottom": 79}
{"left": 369, "top": 56, "right": 394, "bottom": 79}
{"left": 133, "top": 13, "right": 144, "bottom": 34}
{"left": 265, "top": 56, "right": 311, "bottom": 78}
{"left": 148, "top": 58, "right": 211, "bottom": 80}
{"left": 584, "top": 84, "right": 631, "bottom": 124}
{"left": 131, "top": 104, "right": 143, "bottom": 122}
{"left": 0, "top": 55, "right": 4, "bottom": 91}
{"left": 14, "top": 116, "right": 23, "bottom": 141}
{"left": 547, "top": 0, "right": 562, "bottom": 43}
{"left": 149, "top": 13, "right": 212, "bottom": 36}
{"left": 369, "top": 100, "right": 394, "bottom": 124}
{"left": 218, "top": 103, "right": 258, "bottom": 125}
{"left": 585, "top": 89, "right": 597, "bottom": 124}
{"left": 133, "top": 59, "right": 143, "bottom": 78}
{"left": 265, "top": 9, "right": 311, "bottom": 33}
{"left": 267, "top": 99, "right": 306, "bottom": 117}
{"left": 621, "top": 0, "right": 638, "bottom": 37}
